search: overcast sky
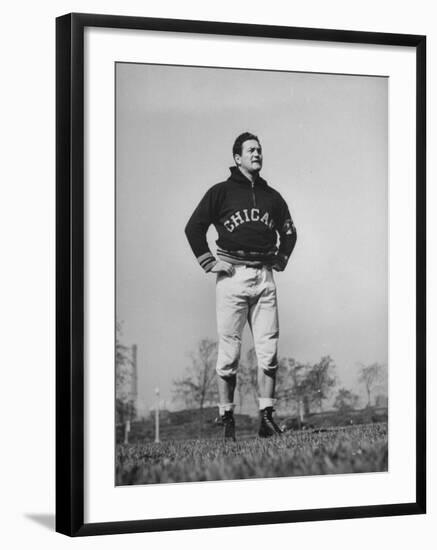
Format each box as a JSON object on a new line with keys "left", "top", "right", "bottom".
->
{"left": 115, "top": 62, "right": 388, "bottom": 414}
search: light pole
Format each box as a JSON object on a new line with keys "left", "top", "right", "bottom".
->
{"left": 154, "top": 387, "right": 160, "bottom": 443}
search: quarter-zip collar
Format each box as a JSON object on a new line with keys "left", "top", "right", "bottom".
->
{"left": 227, "top": 166, "right": 268, "bottom": 188}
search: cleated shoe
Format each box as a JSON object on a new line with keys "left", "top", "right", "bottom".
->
{"left": 222, "top": 410, "right": 236, "bottom": 441}
{"left": 258, "top": 406, "right": 283, "bottom": 438}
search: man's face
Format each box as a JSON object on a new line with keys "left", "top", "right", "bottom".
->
{"left": 235, "top": 139, "right": 263, "bottom": 174}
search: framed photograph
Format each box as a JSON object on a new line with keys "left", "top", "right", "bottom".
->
{"left": 56, "top": 13, "right": 426, "bottom": 536}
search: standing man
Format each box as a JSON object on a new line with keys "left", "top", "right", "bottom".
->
{"left": 185, "top": 132, "right": 297, "bottom": 440}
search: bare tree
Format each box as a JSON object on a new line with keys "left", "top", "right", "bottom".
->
{"left": 115, "top": 321, "right": 136, "bottom": 423}
{"left": 276, "top": 358, "right": 312, "bottom": 422}
{"left": 358, "top": 363, "right": 385, "bottom": 407}
{"left": 173, "top": 339, "right": 218, "bottom": 435}
{"left": 236, "top": 347, "right": 258, "bottom": 412}
{"left": 306, "top": 356, "right": 337, "bottom": 413}
{"left": 333, "top": 387, "right": 359, "bottom": 412}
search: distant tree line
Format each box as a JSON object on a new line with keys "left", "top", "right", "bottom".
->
{"left": 172, "top": 338, "right": 388, "bottom": 422}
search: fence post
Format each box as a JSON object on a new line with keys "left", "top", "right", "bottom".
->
{"left": 124, "top": 419, "right": 130, "bottom": 444}
{"left": 155, "top": 387, "right": 160, "bottom": 443}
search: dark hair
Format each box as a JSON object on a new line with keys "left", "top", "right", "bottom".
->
{"left": 232, "top": 132, "right": 261, "bottom": 157}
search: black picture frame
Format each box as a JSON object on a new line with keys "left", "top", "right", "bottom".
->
{"left": 56, "top": 12, "right": 426, "bottom": 537}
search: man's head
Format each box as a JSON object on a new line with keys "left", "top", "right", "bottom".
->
{"left": 232, "top": 132, "right": 263, "bottom": 175}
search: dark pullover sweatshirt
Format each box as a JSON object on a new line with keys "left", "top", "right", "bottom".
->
{"left": 185, "top": 166, "right": 297, "bottom": 272}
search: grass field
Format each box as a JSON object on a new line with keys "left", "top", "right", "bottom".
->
{"left": 116, "top": 422, "right": 388, "bottom": 485}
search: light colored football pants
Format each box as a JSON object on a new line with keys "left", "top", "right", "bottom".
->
{"left": 215, "top": 265, "right": 279, "bottom": 378}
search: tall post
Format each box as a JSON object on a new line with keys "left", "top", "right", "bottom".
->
{"left": 131, "top": 344, "right": 138, "bottom": 418}
{"left": 154, "top": 387, "right": 160, "bottom": 443}
{"left": 124, "top": 419, "right": 130, "bottom": 444}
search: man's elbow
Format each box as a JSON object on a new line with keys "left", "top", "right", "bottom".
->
{"left": 185, "top": 220, "right": 193, "bottom": 239}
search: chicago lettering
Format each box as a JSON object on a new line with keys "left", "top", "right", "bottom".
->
{"left": 224, "top": 208, "right": 274, "bottom": 232}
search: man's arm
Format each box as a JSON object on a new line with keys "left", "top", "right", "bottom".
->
{"left": 185, "top": 187, "right": 216, "bottom": 272}
{"left": 185, "top": 186, "right": 234, "bottom": 275}
{"left": 273, "top": 198, "right": 297, "bottom": 272}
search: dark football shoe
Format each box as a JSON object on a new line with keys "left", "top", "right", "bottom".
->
{"left": 258, "top": 407, "right": 283, "bottom": 438}
{"left": 222, "top": 410, "right": 236, "bottom": 441}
